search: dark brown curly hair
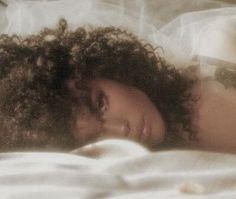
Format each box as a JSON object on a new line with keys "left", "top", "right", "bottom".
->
{"left": 0, "top": 19, "right": 196, "bottom": 151}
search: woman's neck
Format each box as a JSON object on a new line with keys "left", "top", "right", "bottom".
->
{"left": 187, "top": 78, "right": 236, "bottom": 154}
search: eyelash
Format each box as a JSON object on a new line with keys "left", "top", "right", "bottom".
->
{"left": 93, "top": 90, "right": 108, "bottom": 114}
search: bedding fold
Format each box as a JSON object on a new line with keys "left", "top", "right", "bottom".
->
{"left": 0, "top": 139, "right": 235, "bottom": 199}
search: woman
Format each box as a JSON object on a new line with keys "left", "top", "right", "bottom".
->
{"left": 0, "top": 19, "right": 235, "bottom": 153}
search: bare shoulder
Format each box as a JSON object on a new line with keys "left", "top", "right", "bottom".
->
{"left": 191, "top": 79, "right": 236, "bottom": 153}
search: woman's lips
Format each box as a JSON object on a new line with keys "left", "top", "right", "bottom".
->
{"left": 139, "top": 116, "right": 151, "bottom": 141}
{"left": 140, "top": 124, "right": 151, "bottom": 141}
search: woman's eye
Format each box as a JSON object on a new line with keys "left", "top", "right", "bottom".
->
{"left": 94, "top": 90, "right": 108, "bottom": 113}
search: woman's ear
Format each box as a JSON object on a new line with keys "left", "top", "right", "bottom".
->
{"left": 182, "top": 64, "right": 201, "bottom": 80}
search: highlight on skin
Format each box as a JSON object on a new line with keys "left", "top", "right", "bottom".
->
{"left": 0, "top": 19, "right": 196, "bottom": 151}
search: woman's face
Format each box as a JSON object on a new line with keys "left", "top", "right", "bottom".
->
{"left": 67, "top": 78, "right": 166, "bottom": 148}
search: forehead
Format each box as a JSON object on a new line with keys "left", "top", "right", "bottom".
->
{"left": 90, "top": 78, "right": 130, "bottom": 90}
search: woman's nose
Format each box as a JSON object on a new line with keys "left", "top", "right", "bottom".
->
{"left": 72, "top": 115, "right": 102, "bottom": 144}
{"left": 102, "top": 118, "right": 130, "bottom": 138}
{"left": 73, "top": 115, "right": 130, "bottom": 144}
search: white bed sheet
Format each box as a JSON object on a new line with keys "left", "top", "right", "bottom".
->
{"left": 0, "top": 139, "right": 235, "bottom": 199}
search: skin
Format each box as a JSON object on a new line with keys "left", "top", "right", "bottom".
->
{"left": 191, "top": 79, "right": 236, "bottom": 154}
{"left": 67, "top": 78, "right": 166, "bottom": 148}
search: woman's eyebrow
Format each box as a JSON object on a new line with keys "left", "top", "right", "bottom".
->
{"left": 76, "top": 87, "right": 94, "bottom": 110}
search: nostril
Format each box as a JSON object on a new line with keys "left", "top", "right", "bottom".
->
{"left": 102, "top": 118, "right": 130, "bottom": 137}
{"left": 71, "top": 114, "right": 103, "bottom": 144}
{"left": 123, "top": 120, "right": 130, "bottom": 137}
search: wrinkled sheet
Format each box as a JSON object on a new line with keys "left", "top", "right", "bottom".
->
{"left": 0, "top": 139, "right": 235, "bottom": 199}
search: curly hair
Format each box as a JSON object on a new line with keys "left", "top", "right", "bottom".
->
{"left": 0, "top": 19, "right": 196, "bottom": 151}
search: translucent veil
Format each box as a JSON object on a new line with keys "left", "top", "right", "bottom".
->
{"left": 0, "top": 0, "right": 235, "bottom": 74}
{"left": 159, "top": 7, "right": 236, "bottom": 76}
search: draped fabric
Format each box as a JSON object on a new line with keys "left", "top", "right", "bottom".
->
{"left": 0, "top": 0, "right": 235, "bottom": 70}
{"left": 0, "top": 139, "right": 236, "bottom": 199}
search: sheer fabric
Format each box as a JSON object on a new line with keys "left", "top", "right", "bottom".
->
{"left": 0, "top": 0, "right": 235, "bottom": 73}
